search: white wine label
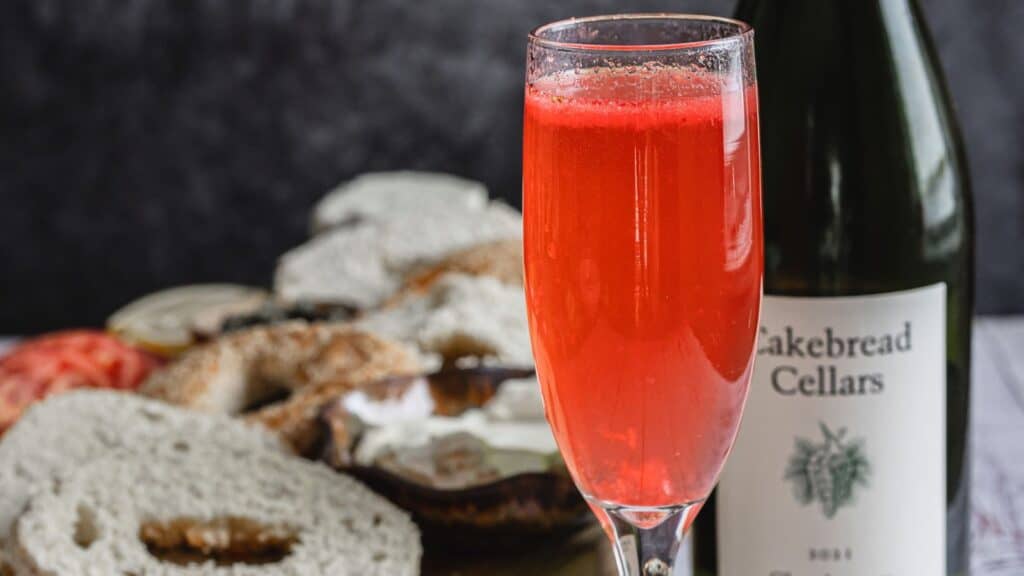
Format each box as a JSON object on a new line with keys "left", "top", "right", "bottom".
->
{"left": 717, "top": 283, "right": 947, "bottom": 576}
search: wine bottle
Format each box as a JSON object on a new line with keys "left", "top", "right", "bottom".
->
{"left": 692, "top": 1, "right": 973, "bottom": 575}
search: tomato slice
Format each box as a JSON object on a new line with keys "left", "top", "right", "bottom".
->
{"left": 0, "top": 331, "right": 159, "bottom": 433}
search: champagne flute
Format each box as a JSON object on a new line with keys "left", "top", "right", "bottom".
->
{"left": 522, "top": 14, "right": 762, "bottom": 575}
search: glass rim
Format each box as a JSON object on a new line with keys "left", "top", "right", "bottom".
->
{"left": 528, "top": 13, "right": 753, "bottom": 53}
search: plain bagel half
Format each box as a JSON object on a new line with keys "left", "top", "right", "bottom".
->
{"left": 12, "top": 445, "right": 420, "bottom": 576}
{"left": 0, "top": 390, "right": 286, "bottom": 575}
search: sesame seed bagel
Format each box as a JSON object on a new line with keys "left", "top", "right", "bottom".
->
{"left": 140, "top": 322, "right": 423, "bottom": 452}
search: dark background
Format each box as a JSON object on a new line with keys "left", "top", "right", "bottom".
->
{"left": 0, "top": 0, "right": 1021, "bottom": 333}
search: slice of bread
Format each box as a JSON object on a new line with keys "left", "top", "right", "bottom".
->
{"left": 358, "top": 273, "right": 533, "bottom": 368}
{"left": 11, "top": 445, "right": 420, "bottom": 576}
{"left": 311, "top": 171, "right": 488, "bottom": 234}
{"left": 399, "top": 239, "right": 523, "bottom": 296}
{"left": 274, "top": 225, "right": 399, "bottom": 310}
{"left": 0, "top": 390, "right": 285, "bottom": 566}
{"left": 278, "top": 187, "right": 521, "bottom": 309}
{"left": 375, "top": 204, "right": 522, "bottom": 274}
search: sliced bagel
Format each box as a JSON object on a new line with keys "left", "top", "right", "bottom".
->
{"left": 244, "top": 379, "right": 362, "bottom": 457}
{"left": 140, "top": 322, "right": 422, "bottom": 414}
{"left": 358, "top": 273, "right": 533, "bottom": 368}
{"left": 0, "top": 390, "right": 284, "bottom": 572}
{"left": 311, "top": 171, "right": 488, "bottom": 234}
{"left": 274, "top": 225, "right": 399, "bottom": 310}
{"left": 12, "top": 445, "right": 421, "bottom": 576}
{"left": 140, "top": 322, "right": 423, "bottom": 452}
{"left": 400, "top": 239, "right": 523, "bottom": 297}
{"left": 277, "top": 204, "right": 522, "bottom": 310}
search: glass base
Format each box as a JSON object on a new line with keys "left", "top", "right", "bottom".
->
{"left": 588, "top": 497, "right": 702, "bottom": 576}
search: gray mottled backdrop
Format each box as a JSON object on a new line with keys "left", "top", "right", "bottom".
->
{"left": 0, "top": 0, "right": 1020, "bottom": 332}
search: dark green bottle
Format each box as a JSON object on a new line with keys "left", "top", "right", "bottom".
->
{"left": 692, "top": 0, "right": 973, "bottom": 574}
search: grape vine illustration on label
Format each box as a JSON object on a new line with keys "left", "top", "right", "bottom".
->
{"left": 786, "top": 421, "right": 870, "bottom": 519}
{"left": 717, "top": 284, "right": 947, "bottom": 576}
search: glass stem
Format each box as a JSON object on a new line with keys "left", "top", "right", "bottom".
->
{"left": 593, "top": 501, "right": 699, "bottom": 576}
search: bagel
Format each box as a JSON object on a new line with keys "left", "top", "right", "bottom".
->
{"left": 140, "top": 322, "right": 423, "bottom": 452}
{"left": 358, "top": 273, "right": 533, "bottom": 368}
{"left": 0, "top": 390, "right": 285, "bottom": 574}
{"left": 400, "top": 239, "right": 523, "bottom": 297}
{"left": 276, "top": 202, "right": 521, "bottom": 310}
{"left": 311, "top": 171, "right": 489, "bottom": 234}
{"left": 11, "top": 441, "right": 421, "bottom": 575}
